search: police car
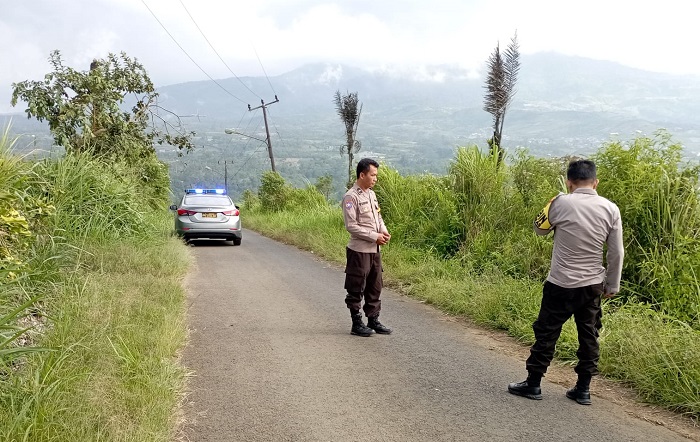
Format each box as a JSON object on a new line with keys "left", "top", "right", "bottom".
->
{"left": 169, "top": 189, "right": 242, "bottom": 245}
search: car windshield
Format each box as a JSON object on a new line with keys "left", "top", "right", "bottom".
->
{"left": 184, "top": 195, "right": 232, "bottom": 206}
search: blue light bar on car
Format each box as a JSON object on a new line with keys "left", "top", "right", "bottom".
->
{"left": 185, "top": 188, "right": 226, "bottom": 195}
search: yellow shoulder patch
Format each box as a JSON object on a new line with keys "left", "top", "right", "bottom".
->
{"left": 534, "top": 194, "right": 560, "bottom": 230}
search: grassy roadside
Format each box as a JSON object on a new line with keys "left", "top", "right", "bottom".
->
{"left": 0, "top": 131, "right": 193, "bottom": 441}
{"left": 244, "top": 207, "right": 700, "bottom": 420}
{"left": 0, "top": 223, "right": 192, "bottom": 441}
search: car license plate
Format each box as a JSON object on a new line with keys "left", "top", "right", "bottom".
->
{"left": 202, "top": 212, "right": 217, "bottom": 218}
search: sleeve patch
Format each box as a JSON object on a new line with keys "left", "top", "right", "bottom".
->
{"left": 345, "top": 201, "right": 353, "bottom": 210}
{"left": 534, "top": 207, "right": 551, "bottom": 230}
{"left": 534, "top": 194, "right": 560, "bottom": 230}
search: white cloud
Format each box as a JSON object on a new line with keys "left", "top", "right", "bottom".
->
{"left": 2, "top": 0, "right": 700, "bottom": 114}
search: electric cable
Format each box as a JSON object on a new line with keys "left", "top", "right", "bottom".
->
{"left": 266, "top": 107, "right": 286, "bottom": 150}
{"left": 178, "top": 0, "right": 262, "bottom": 101}
{"left": 252, "top": 46, "right": 278, "bottom": 97}
{"left": 141, "top": 0, "right": 248, "bottom": 104}
{"left": 230, "top": 114, "right": 262, "bottom": 158}
{"left": 229, "top": 140, "right": 267, "bottom": 179}
{"left": 229, "top": 117, "right": 272, "bottom": 179}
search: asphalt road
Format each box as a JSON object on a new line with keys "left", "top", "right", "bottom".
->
{"left": 179, "top": 231, "right": 693, "bottom": 442}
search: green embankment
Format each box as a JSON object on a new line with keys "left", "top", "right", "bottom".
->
{"left": 0, "top": 134, "right": 192, "bottom": 441}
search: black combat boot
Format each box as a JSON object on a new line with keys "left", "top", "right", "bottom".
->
{"left": 350, "top": 311, "right": 374, "bottom": 337}
{"left": 367, "top": 314, "right": 392, "bottom": 334}
{"left": 566, "top": 374, "right": 592, "bottom": 405}
{"left": 508, "top": 372, "right": 543, "bottom": 400}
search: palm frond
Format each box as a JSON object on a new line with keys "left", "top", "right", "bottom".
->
{"left": 482, "top": 31, "right": 520, "bottom": 162}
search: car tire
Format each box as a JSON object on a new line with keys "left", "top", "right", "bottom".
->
{"left": 232, "top": 237, "right": 242, "bottom": 246}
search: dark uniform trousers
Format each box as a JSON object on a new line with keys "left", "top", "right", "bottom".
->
{"left": 526, "top": 281, "right": 604, "bottom": 377}
{"left": 344, "top": 247, "right": 383, "bottom": 317}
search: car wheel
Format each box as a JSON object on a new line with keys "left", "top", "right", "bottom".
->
{"left": 232, "top": 237, "right": 242, "bottom": 246}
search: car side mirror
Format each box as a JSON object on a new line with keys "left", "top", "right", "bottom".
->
{"left": 169, "top": 204, "right": 177, "bottom": 210}
{"left": 235, "top": 205, "right": 240, "bottom": 210}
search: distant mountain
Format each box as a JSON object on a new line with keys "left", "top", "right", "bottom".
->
{"left": 4, "top": 52, "right": 700, "bottom": 194}
{"left": 153, "top": 52, "right": 700, "bottom": 159}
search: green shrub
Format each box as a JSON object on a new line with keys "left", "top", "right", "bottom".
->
{"left": 510, "top": 148, "right": 567, "bottom": 208}
{"left": 375, "top": 167, "right": 461, "bottom": 257}
{"left": 286, "top": 185, "right": 328, "bottom": 211}
{"left": 241, "top": 189, "right": 260, "bottom": 211}
{"left": 449, "top": 146, "right": 508, "bottom": 231}
{"left": 594, "top": 131, "right": 700, "bottom": 323}
{"left": 445, "top": 147, "right": 558, "bottom": 279}
{"left": 258, "top": 171, "right": 289, "bottom": 212}
{"left": 135, "top": 155, "right": 171, "bottom": 209}
{"left": 0, "top": 131, "right": 31, "bottom": 279}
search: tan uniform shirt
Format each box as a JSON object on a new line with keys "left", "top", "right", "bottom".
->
{"left": 342, "top": 184, "right": 387, "bottom": 253}
{"left": 534, "top": 188, "right": 624, "bottom": 293}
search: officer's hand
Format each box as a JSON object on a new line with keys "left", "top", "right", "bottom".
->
{"left": 376, "top": 233, "right": 389, "bottom": 245}
{"left": 603, "top": 292, "right": 616, "bottom": 299}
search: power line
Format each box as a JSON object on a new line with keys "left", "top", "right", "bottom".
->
{"left": 238, "top": 108, "right": 261, "bottom": 138}
{"left": 140, "top": 0, "right": 248, "bottom": 104}
{"left": 229, "top": 140, "right": 268, "bottom": 180}
{"left": 227, "top": 117, "right": 274, "bottom": 179}
{"left": 252, "top": 45, "right": 277, "bottom": 97}
{"left": 266, "top": 107, "right": 287, "bottom": 150}
{"left": 229, "top": 115, "right": 263, "bottom": 159}
{"left": 178, "top": 0, "right": 261, "bottom": 101}
{"left": 250, "top": 47, "right": 282, "bottom": 169}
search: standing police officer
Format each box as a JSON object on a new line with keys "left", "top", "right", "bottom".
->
{"left": 342, "top": 158, "right": 392, "bottom": 337}
{"left": 508, "top": 159, "right": 624, "bottom": 404}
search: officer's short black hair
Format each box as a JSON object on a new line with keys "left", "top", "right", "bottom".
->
{"left": 567, "top": 159, "right": 597, "bottom": 183}
{"left": 357, "top": 158, "right": 379, "bottom": 178}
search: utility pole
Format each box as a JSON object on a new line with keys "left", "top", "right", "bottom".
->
{"left": 218, "top": 160, "right": 232, "bottom": 194}
{"left": 248, "top": 95, "right": 279, "bottom": 172}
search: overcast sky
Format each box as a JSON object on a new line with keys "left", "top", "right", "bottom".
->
{"left": 1, "top": 0, "right": 697, "bottom": 113}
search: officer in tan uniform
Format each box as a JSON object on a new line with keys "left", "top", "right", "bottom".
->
{"left": 508, "top": 159, "right": 624, "bottom": 405}
{"left": 342, "top": 158, "right": 392, "bottom": 337}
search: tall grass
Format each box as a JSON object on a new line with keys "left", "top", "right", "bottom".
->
{"left": 595, "top": 131, "right": 700, "bottom": 323}
{"left": 247, "top": 203, "right": 348, "bottom": 262}
{"left": 0, "top": 138, "right": 192, "bottom": 440}
{"left": 376, "top": 147, "right": 555, "bottom": 279}
{"left": 37, "top": 153, "right": 148, "bottom": 239}
{"left": 0, "top": 236, "right": 190, "bottom": 441}
{"left": 1, "top": 127, "right": 33, "bottom": 282}
{"left": 600, "top": 302, "right": 700, "bottom": 415}
{"left": 375, "top": 168, "right": 461, "bottom": 257}
{"left": 0, "top": 128, "right": 56, "bottom": 369}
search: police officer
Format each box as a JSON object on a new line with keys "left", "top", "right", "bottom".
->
{"left": 508, "top": 159, "right": 624, "bottom": 404}
{"left": 342, "top": 158, "right": 392, "bottom": 337}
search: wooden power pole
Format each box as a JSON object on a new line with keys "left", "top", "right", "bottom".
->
{"left": 248, "top": 96, "right": 279, "bottom": 172}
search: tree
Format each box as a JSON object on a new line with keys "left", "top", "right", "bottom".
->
{"left": 334, "top": 90, "right": 362, "bottom": 188}
{"left": 483, "top": 32, "right": 520, "bottom": 166}
{"left": 11, "top": 50, "right": 195, "bottom": 160}
{"left": 314, "top": 173, "right": 333, "bottom": 200}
